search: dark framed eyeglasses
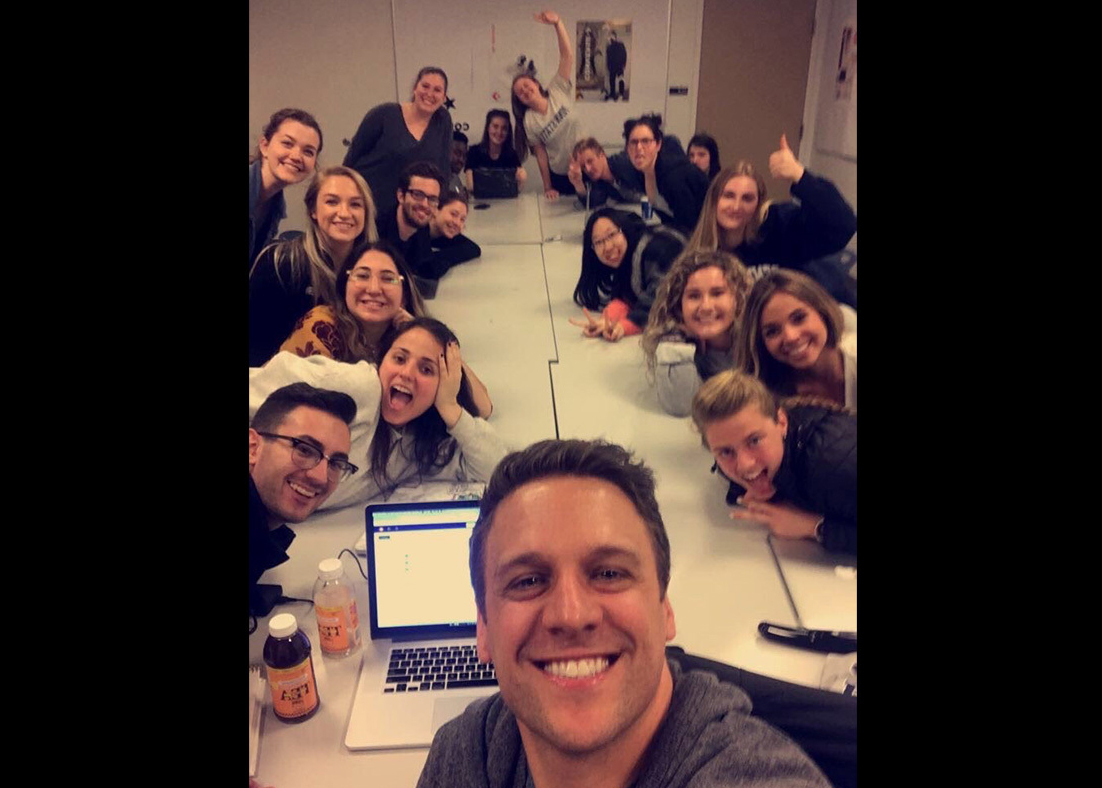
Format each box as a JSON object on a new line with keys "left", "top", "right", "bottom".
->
{"left": 627, "top": 137, "right": 657, "bottom": 149}
{"left": 255, "top": 432, "right": 358, "bottom": 481}
{"left": 404, "top": 188, "right": 440, "bottom": 207}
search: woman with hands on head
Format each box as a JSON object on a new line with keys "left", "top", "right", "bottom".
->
{"left": 641, "top": 249, "right": 751, "bottom": 416}
{"left": 686, "top": 134, "right": 857, "bottom": 306}
{"left": 249, "top": 317, "right": 506, "bottom": 511}
{"left": 569, "top": 207, "right": 686, "bottom": 343}
{"left": 691, "top": 368, "right": 856, "bottom": 555}
{"left": 512, "top": 10, "right": 580, "bottom": 201}
{"left": 344, "top": 66, "right": 453, "bottom": 216}
{"left": 736, "top": 269, "right": 857, "bottom": 410}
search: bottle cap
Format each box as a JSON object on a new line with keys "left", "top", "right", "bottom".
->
{"left": 318, "top": 557, "right": 344, "bottom": 580}
{"left": 269, "top": 613, "right": 298, "bottom": 638}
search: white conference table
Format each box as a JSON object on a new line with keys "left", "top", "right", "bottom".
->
{"left": 248, "top": 190, "right": 856, "bottom": 787}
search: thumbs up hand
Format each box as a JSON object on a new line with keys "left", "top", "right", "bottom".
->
{"left": 768, "top": 133, "right": 805, "bottom": 183}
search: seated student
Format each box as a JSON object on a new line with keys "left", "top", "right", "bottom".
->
{"left": 737, "top": 269, "right": 857, "bottom": 410}
{"left": 428, "top": 193, "right": 482, "bottom": 271}
{"left": 566, "top": 137, "right": 645, "bottom": 208}
{"left": 249, "top": 108, "right": 322, "bottom": 269}
{"left": 641, "top": 250, "right": 752, "bottom": 417}
{"left": 249, "top": 165, "right": 378, "bottom": 367}
{"left": 464, "top": 109, "right": 527, "bottom": 194}
{"left": 687, "top": 132, "right": 722, "bottom": 182}
{"left": 418, "top": 438, "right": 831, "bottom": 788}
{"left": 512, "top": 10, "right": 579, "bottom": 201}
{"left": 249, "top": 382, "right": 356, "bottom": 611}
{"left": 600, "top": 114, "right": 710, "bottom": 234}
{"left": 448, "top": 130, "right": 470, "bottom": 197}
{"left": 279, "top": 239, "right": 427, "bottom": 364}
{"left": 691, "top": 370, "right": 857, "bottom": 555}
{"left": 686, "top": 135, "right": 857, "bottom": 308}
{"left": 569, "top": 208, "right": 686, "bottom": 342}
{"left": 375, "top": 161, "right": 449, "bottom": 296}
{"left": 250, "top": 317, "right": 506, "bottom": 511}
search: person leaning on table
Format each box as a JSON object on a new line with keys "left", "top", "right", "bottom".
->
{"left": 249, "top": 382, "right": 357, "bottom": 609}
{"left": 416, "top": 438, "right": 831, "bottom": 788}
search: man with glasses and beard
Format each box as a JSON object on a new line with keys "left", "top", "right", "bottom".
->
{"left": 249, "top": 382, "right": 357, "bottom": 615}
{"left": 376, "top": 161, "right": 449, "bottom": 297}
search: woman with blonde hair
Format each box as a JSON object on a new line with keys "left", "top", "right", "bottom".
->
{"left": 691, "top": 368, "right": 856, "bottom": 555}
{"left": 686, "top": 135, "right": 857, "bottom": 306}
{"left": 736, "top": 269, "right": 857, "bottom": 410}
{"left": 640, "top": 249, "right": 751, "bottom": 417}
{"left": 249, "top": 165, "right": 378, "bottom": 367}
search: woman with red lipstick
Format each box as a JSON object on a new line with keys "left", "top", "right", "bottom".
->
{"left": 249, "top": 318, "right": 505, "bottom": 511}
{"left": 464, "top": 109, "right": 527, "bottom": 192}
{"left": 570, "top": 208, "right": 686, "bottom": 343}
{"left": 344, "top": 66, "right": 453, "bottom": 216}
{"left": 512, "top": 10, "right": 580, "bottom": 201}
{"left": 685, "top": 137, "right": 857, "bottom": 308}
{"left": 692, "top": 369, "right": 856, "bottom": 555}
{"left": 641, "top": 250, "right": 751, "bottom": 417}
{"left": 737, "top": 270, "right": 857, "bottom": 410}
{"left": 249, "top": 166, "right": 378, "bottom": 367}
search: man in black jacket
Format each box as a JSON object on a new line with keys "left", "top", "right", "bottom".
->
{"left": 249, "top": 383, "right": 357, "bottom": 613}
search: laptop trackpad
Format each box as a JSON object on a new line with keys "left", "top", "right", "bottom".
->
{"left": 431, "top": 695, "right": 482, "bottom": 735}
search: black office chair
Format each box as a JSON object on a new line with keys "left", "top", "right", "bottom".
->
{"left": 666, "top": 645, "right": 856, "bottom": 788}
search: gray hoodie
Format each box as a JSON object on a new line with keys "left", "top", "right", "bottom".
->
{"left": 416, "top": 660, "right": 831, "bottom": 788}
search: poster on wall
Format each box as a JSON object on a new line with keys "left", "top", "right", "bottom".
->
{"left": 575, "top": 20, "right": 632, "bottom": 102}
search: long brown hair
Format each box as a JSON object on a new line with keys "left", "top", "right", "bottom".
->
{"left": 511, "top": 74, "right": 549, "bottom": 164}
{"left": 734, "top": 269, "right": 844, "bottom": 397}
{"left": 686, "top": 162, "right": 771, "bottom": 253}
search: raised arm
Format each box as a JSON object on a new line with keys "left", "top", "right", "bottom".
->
{"left": 535, "top": 10, "right": 573, "bottom": 82}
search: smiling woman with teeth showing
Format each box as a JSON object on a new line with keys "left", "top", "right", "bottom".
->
{"left": 692, "top": 370, "right": 857, "bottom": 556}
{"left": 344, "top": 66, "right": 453, "bottom": 217}
{"left": 640, "top": 250, "right": 752, "bottom": 417}
{"left": 570, "top": 208, "right": 686, "bottom": 343}
{"left": 737, "top": 269, "right": 858, "bottom": 411}
{"left": 249, "top": 165, "right": 379, "bottom": 367}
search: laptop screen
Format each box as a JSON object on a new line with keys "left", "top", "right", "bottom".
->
{"left": 366, "top": 500, "right": 483, "bottom": 639}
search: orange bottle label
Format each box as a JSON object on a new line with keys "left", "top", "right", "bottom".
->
{"left": 317, "top": 601, "right": 360, "bottom": 653}
{"left": 267, "top": 656, "right": 318, "bottom": 719}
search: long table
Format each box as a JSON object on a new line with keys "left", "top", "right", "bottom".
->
{"left": 248, "top": 191, "right": 856, "bottom": 786}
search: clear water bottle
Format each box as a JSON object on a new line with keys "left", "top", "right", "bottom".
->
{"left": 313, "top": 558, "right": 362, "bottom": 658}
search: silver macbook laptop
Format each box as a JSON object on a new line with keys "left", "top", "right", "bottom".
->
{"left": 344, "top": 499, "right": 499, "bottom": 750}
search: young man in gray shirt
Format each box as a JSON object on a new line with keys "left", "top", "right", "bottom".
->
{"left": 417, "top": 438, "right": 831, "bottom": 788}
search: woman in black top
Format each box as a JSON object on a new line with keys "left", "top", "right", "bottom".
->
{"left": 464, "top": 109, "right": 527, "bottom": 192}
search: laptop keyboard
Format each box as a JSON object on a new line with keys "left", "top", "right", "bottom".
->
{"left": 383, "top": 645, "right": 498, "bottom": 693}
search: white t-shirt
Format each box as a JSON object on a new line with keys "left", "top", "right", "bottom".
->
{"left": 523, "top": 74, "right": 582, "bottom": 174}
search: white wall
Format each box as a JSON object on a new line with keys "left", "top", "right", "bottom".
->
{"left": 249, "top": 0, "right": 397, "bottom": 233}
{"left": 800, "top": 0, "right": 857, "bottom": 227}
{"left": 250, "top": 0, "right": 845, "bottom": 229}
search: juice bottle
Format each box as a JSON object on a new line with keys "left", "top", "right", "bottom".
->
{"left": 263, "top": 613, "right": 320, "bottom": 723}
{"left": 313, "top": 557, "right": 362, "bottom": 658}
